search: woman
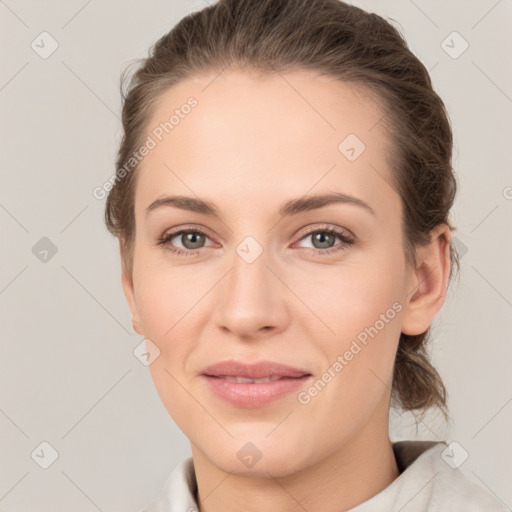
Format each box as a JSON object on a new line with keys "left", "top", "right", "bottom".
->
{"left": 104, "top": 0, "right": 505, "bottom": 510}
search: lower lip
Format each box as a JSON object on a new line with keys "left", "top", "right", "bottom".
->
{"left": 201, "top": 375, "right": 311, "bottom": 408}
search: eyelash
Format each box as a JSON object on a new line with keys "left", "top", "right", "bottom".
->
{"left": 156, "top": 224, "right": 355, "bottom": 258}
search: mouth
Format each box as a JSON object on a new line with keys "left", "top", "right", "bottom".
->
{"left": 200, "top": 360, "right": 312, "bottom": 408}
{"left": 210, "top": 375, "right": 287, "bottom": 383}
{"left": 201, "top": 359, "right": 311, "bottom": 379}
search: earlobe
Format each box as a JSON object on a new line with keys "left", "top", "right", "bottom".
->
{"left": 119, "top": 241, "right": 144, "bottom": 336}
{"left": 400, "top": 224, "right": 452, "bottom": 336}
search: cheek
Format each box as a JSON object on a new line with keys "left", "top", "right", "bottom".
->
{"left": 136, "top": 279, "right": 172, "bottom": 337}
{"left": 298, "top": 290, "right": 402, "bottom": 439}
{"left": 136, "top": 268, "right": 202, "bottom": 427}
{"left": 298, "top": 250, "right": 405, "bottom": 402}
{"left": 132, "top": 255, "right": 201, "bottom": 339}
{"left": 132, "top": 261, "right": 210, "bottom": 393}
{"left": 293, "top": 253, "right": 405, "bottom": 344}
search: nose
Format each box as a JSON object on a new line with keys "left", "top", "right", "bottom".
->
{"left": 211, "top": 248, "right": 290, "bottom": 341}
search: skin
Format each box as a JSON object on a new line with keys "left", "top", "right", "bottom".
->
{"left": 120, "top": 68, "right": 451, "bottom": 512}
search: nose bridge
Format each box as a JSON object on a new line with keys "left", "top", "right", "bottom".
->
{"left": 226, "top": 238, "right": 274, "bottom": 308}
{"left": 213, "top": 234, "right": 286, "bottom": 336}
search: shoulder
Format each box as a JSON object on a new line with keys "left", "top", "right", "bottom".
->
{"left": 350, "top": 441, "right": 507, "bottom": 511}
{"left": 417, "top": 442, "right": 506, "bottom": 511}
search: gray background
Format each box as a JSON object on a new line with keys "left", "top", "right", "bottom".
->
{"left": 1, "top": 0, "right": 511, "bottom": 510}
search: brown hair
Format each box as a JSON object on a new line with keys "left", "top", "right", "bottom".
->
{"left": 105, "top": 0, "right": 459, "bottom": 418}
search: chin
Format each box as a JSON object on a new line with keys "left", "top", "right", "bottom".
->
{"left": 198, "top": 436, "right": 312, "bottom": 478}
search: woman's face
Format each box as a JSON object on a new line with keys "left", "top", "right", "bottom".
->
{"left": 122, "top": 69, "right": 428, "bottom": 476}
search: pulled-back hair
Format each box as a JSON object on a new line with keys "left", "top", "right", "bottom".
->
{"left": 105, "top": 0, "right": 459, "bottom": 418}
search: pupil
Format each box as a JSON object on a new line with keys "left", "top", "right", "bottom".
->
{"left": 184, "top": 232, "right": 204, "bottom": 249}
{"left": 314, "top": 232, "right": 333, "bottom": 249}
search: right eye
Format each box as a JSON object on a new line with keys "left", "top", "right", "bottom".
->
{"left": 157, "top": 226, "right": 216, "bottom": 257}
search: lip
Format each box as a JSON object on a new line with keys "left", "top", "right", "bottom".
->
{"left": 201, "top": 360, "right": 312, "bottom": 408}
{"left": 202, "top": 360, "right": 311, "bottom": 379}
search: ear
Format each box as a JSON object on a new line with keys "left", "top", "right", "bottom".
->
{"left": 401, "top": 224, "right": 452, "bottom": 336}
{"left": 119, "top": 241, "right": 144, "bottom": 336}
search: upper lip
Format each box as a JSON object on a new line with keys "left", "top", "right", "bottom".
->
{"left": 202, "top": 360, "right": 311, "bottom": 379}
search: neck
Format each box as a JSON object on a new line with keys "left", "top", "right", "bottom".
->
{"left": 191, "top": 417, "right": 399, "bottom": 512}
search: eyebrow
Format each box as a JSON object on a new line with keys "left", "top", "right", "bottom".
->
{"left": 145, "top": 192, "right": 376, "bottom": 218}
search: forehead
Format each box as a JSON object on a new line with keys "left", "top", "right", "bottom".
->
{"left": 135, "top": 69, "right": 397, "bottom": 218}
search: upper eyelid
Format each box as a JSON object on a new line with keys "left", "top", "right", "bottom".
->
{"left": 295, "top": 223, "right": 354, "bottom": 239}
{"left": 162, "top": 224, "right": 214, "bottom": 241}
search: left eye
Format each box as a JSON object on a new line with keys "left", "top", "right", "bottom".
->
{"left": 295, "top": 228, "right": 355, "bottom": 253}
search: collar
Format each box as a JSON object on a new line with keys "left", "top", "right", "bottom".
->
{"left": 142, "top": 440, "right": 504, "bottom": 511}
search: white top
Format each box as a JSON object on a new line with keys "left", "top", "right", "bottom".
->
{"left": 141, "top": 441, "right": 506, "bottom": 511}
